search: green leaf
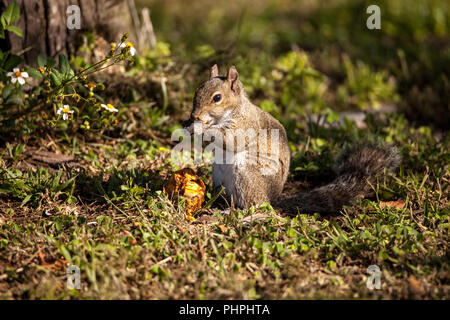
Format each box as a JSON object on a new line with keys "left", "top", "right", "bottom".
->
{"left": 5, "top": 25, "right": 22, "bottom": 37}
{"left": 59, "top": 245, "right": 72, "bottom": 263}
{"left": 2, "top": 83, "right": 14, "bottom": 99}
{"left": 326, "top": 260, "right": 337, "bottom": 269}
{"left": 5, "top": 92, "right": 23, "bottom": 106}
{"left": 1, "top": 2, "right": 20, "bottom": 26}
{"left": 10, "top": 2, "right": 20, "bottom": 24}
{"left": 52, "top": 170, "right": 63, "bottom": 189}
{"left": 378, "top": 251, "right": 389, "bottom": 260}
{"left": 21, "top": 194, "right": 32, "bottom": 206}
{"left": 37, "top": 54, "right": 46, "bottom": 67}
{"left": 50, "top": 70, "right": 62, "bottom": 86}
{"left": 56, "top": 176, "right": 76, "bottom": 192}
{"left": 58, "top": 54, "right": 70, "bottom": 75}
{"left": 286, "top": 228, "right": 297, "bottom": 238}
{"left": 37, "top": 54, "right": 56, "bottom": 68}
{"left": 26, "top": 67, "right": 43, "bottom": 80}
{"left": 3, "top": 53, "right": 22, "bottom": 71}
{"left": 4, "top": 87, "right": 24, "bottom": 105}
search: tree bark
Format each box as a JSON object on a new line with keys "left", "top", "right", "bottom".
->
{"left": 0, "top": 0, "right": 134, "bottom": 66}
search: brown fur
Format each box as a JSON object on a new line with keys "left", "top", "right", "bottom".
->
{"left": 277, "top": 144, "right": 401, "bottom": 214}
{"left": 185, "top": 65, "right": 401, "bottom": 215}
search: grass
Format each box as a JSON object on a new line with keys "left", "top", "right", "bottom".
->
{"left": 0, "top": 112, "right": 448, "bottom": 299}
{"left": 0, "top": 0, "right": 449, "bottom": 299}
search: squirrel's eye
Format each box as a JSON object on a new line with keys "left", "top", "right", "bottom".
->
{"left": 212, "top": 94, "right": 222, "bottom": 103}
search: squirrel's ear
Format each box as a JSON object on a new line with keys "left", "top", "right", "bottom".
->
{"left": 210, "top": 64, "right": 219, "bottom": 79}
{"left": 227, "top": 66, "right": 240, "bottom": 94}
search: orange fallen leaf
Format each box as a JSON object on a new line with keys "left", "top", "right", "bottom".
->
{"left": 379, "top": 200, "right": 406, "bottom": 209}
{"left": 51, "top": 258, "right": 68, "bottom": 273}
{"left": 37, "top": 244, "right": 67, "bottom": 272}
{"left": 37, "top": 244, "right": 52, "bottom": 267}
{"left": 163, "top": 168, "right": 206, "bottom": 221}
{"left": 408, "top": 276, "right": 424, "bottom": 296}
{"left": 122, "top": 230, "right": 137, "bottom": 245}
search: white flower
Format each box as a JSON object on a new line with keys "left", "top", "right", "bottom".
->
{"left": 120, "top": 42, "right": 136, "bottom": 56}
{"left": 57, "top": 105, "right": 74, "bottom": 120}
{"left": 101, "top": 103, "right": 118, "bottom": 113}
{"left": 7, "top": 68, "right": 29, "bottom": 85}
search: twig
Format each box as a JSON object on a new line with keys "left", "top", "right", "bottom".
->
{"left": 150, "top": 256, "right": 173, "bottom": 268}
{"left": 141, "top": 8, "right": 156, "bottom": 49}
{"left": 127, "top": 0, "right": 142, "bottom": 45}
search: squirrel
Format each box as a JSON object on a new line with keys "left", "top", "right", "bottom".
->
{"left": 183, "top": 64, "right": 401, "bottom": 215}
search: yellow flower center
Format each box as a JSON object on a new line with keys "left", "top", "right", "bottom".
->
{"left": 15, "top": 71, "right": 22, "bottom": 77}
{"left": 107, "top": 104, "right": 115, "bottom": 110}
{"left": 62, "top": 108, "right": 70, "bottom": 113}
{"left": 126, "top": 42, "right": 134, "bottom": 48}
{"left": 84, "top": 121, "right": 89, "bottom": 126}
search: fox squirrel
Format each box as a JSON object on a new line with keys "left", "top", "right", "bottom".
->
{"left": 184, "top": 65, "right": 401, "bottom": 215}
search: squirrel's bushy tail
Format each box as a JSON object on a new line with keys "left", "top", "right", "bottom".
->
{"left": 278, "top": 143, "right": 401, "bottom": 215}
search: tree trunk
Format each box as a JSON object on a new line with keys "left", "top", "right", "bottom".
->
{"left": 0, "top": 0, "right": 134, "bottom": 66}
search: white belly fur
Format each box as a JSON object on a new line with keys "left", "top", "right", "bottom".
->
{"left": 212, "top": 152, "right": 246, "bottom": 208}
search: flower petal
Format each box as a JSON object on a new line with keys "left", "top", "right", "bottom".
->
{"left": 18, "top": 77, "right": 25, "bottom": 85}
{"left": 62, "top": 114, "right": 68, "bottom": 120}
{"left": 21, "top": 72, "right": 29, "bottom": 78}
{"left": 11, "top": 77, "right": 17, "bottom": 84}
{"left": 6, "top": 72, "right": 13, "bottom": 77}
{"left": 13, "top": 68, "right": 19, "bottom": 73}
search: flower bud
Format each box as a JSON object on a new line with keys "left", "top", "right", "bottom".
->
{"left": 121, "top": 33, "right": 129, "bottom": 43}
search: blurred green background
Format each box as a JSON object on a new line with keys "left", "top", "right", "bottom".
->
{"left": 136, "top": 0, "right": 449, "bottom": 128}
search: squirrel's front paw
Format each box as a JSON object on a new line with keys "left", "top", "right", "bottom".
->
{"left": 182, "top": 119, "right": 195, "bottom": 134}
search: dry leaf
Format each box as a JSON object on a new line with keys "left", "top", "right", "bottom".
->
{"left": 379, "top": 200, "right": 406, "bottom": 209}
{"left": 51, "top": 258, "right": 68, "bottom": 273}
{"left": 408, "top": 276, "right": 424, "bottom": 296}
{"left": 122, "top": 230, "right": 137, "bottom": 245}
{"left": 37, "top": 244, "right": 52, "bottom": 266}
